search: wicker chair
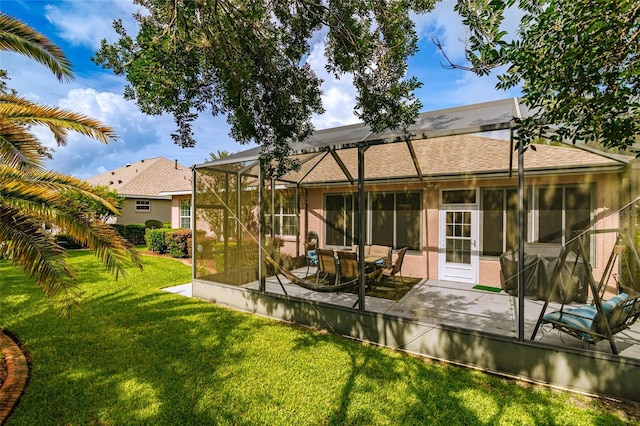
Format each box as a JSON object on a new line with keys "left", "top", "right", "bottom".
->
{"left": 381, "top": 247, "right": 408, "bottom": 289}
{"left": 316, "top": 248, "right": 338, "bottom": 285}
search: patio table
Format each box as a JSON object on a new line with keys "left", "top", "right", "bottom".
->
{"left": 364, "top": 255, "right": 386, "bottom": 267}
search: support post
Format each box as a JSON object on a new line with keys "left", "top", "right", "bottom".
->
{"left": 515, "top": 100, "right": 525, "bottom": 342}
{"left": 258, "top": 165, "right": 266, "bottom": 291}
{"left": 358, "top": 145, "right": 368, "bottom": 311}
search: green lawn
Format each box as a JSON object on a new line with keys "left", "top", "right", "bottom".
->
{"left": 1, "top": 251, "right": 637, "bottom": 425}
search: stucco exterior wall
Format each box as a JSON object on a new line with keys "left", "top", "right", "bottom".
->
{"left": 296, "top": 170, "right": 623, "bottom": 287}
{"left": 170, "top": 195, "right": 192, "bottom": 228}
{"left": 116, "top": 198, "right": 171, "bottom": 225}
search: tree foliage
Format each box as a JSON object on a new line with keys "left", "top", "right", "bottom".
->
{"left": 446, "top": 0, "right": 639, "bottom": 151}
{"left": 0, "top": 12, "right": 142, "bottom": 315}
{"left": 93, "top": 0, "right": 435, "bottom": 176}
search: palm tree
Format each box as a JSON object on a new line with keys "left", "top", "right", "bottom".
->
{"left": 0, "top": 12, "right": 142, "bottom": 315}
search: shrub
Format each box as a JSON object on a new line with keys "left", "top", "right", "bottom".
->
{"left": 54, "top": 234, "right": 83, "bottom": 249}
{"left": 145, "top": 228, "right": 169, "bottom": 253}
{"left": 144, "top": 219, "right": 163, "bottom": 229}
{"left": 112, "top": 224, "right": 147, "bottom": 245}
{"left": 166, "top": 229, "right": 192, "bottom": 258}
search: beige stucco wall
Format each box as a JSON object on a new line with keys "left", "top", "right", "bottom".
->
{"left": 296, "top": 170, "right": 624, "bottom": 288}
{"left": 116, "top": 198, "right": 171, "bottom": 225}
{"left": 170, "top": 195, "right": 192, "bottom": 228}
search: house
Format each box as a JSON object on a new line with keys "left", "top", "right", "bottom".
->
{"left": 192, "top": 99, "right": 634, "bottom": 289}
{"left": 188, "top": 99, "right": 640, "bottom": 400}
{"left": 86, "top": 157, "right": 192, "bottom": 227}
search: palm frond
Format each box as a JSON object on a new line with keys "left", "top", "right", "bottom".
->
{"left": 0, "top": 202, "right": 80, "bottom": 316}
{"left": 55, "top": 216, "right": 144, "bottom": 279}
{"left": 0, "top": 118, "right": 45, "bottom": 169}
{"left": 0, "top": 166, "right": 122, "bottom": 216}
{"left": 0, "top": 93, "right": 118, "bottom": 144}
{"left": 0, "top": 12, "right": 73, "bottom": 82}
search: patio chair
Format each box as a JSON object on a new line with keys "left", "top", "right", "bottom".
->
{"left": 381, "top": 247, "right": 408, "bottom": 289}
{"left": 305, "top": 247, "right": 318, "bottom": 276}
{"left": 336, "top": 250, "right": 383, "bottom": 293}
{"left": 538, "top": 292, "right": 640, "bottom": 355}
{"left": 531, "top": 232, "right": 640, "bottom": 354}
{"left": 316, "top": 248, "right": 339, "bottom": 285}
{"left": 368, "top": 245, "right": 391, "bottom": 267}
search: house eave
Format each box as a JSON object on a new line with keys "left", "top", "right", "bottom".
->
{"left": 158, "top": 190, "right": 192, "bottom": 196}
{"left": 121, "top": 194, "right": 171, "bottom": 200}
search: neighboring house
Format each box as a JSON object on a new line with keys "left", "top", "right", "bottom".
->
{"left": 86, "top": 157, "right": 192, "bottom": 227}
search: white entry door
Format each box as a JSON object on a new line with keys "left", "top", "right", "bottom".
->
{"left": 438, "top": 209, "right": 479, "bottom": 284}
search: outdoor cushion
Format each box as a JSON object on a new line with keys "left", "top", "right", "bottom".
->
{"left": 543, "top": 293, "right": 630, "bottom": 340}
{"left": 307, "top": 250, "right": 318, "bottom": 266}
{"left": 602, "top": 293, "right": 629, "bottom": 316}
{"left": 543, "top": 306, "right": 598, "bottom": 340}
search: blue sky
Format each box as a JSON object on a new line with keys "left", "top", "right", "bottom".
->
{"left": 3, "top": 0, "right": 521, "bottom": 178}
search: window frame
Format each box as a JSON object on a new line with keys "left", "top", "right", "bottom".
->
{"left": 180, "top": 198, "right": 191, "bottom": 229}
{"left": 135, "top": 199, "right": 151, "bottom": 212}
{"left": 266, "top": 189, "right": 298, "bottom": 237}
{"left": 478, "top": 184, "right": 594, "bottom": 260}
{"left": 480, "top": 187, "right": 525, "bottom": 257}
{"left": 533, "top": 184, "right": 594, "bottom": 261}
{"left": 324, "top": 191, "right": 422, "bottom": 251}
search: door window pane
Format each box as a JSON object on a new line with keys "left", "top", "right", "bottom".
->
{"left": 445, "top": 210, "right": 471, "bottom": 264}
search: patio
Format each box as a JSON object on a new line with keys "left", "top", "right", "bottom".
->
{"left": 240, "top": 266, "right": 640, "bottom": 360}
{"left": 191, "top": 98, "right": 640, "bottom": 401}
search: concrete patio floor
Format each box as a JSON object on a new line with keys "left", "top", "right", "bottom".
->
{"left": 246, "top": 268, "right": 640, "bottom": 360}
{"left": 165, "top": 267, "right": 640, "bottom": 360}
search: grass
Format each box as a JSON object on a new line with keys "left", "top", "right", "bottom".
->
{"left": 1, "top": 250, "right": 638, "bottom": 425}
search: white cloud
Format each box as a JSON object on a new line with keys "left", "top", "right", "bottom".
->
{"left": 44, "top": 1, "right": 141, "bottom": 49}
{"left": 44, "top": 88, "right": 242, "bottom": 178}
{"left": 413, "top": 1, "right": 469, "bottom": 64}
{"left": 306, "top": 34, "right": 360, "bottom": 129}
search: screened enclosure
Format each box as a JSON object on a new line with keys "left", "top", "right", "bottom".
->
{"left": 192, "top": 98, "right": 640, "bottom": 363}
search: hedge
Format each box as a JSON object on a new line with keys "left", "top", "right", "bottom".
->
{"left": 166, "top": 229, "right": 192, "bottom": 258}
{"left": 145, "top": 228, "right": 169, "bottom": 253}
{"left": 112, "top": 224, "right": 146, "bottom": 245}
{"left": 54, "top": 234, "right": 84, "bottom": 249}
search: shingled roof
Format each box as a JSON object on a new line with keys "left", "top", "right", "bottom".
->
{"left": 86, "top": 157, "right": 192, "bottom": 198}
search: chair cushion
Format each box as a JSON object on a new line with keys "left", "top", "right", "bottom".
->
{"left": 543, "top": 306, "right": 598, "bottom": 340}
{"left": 602, "top": 293, "right": 628, "bottom": 316}
{"left": 307, "top": 250, "right": 318, "bottom": 266}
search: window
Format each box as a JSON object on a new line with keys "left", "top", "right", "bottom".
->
{"left": 371, "top": 192, "right": 421, "bottom": 251}
{"left": 135, "top": 200, "right": 151, "bottom": 212}
{"left": 180, "top": 198, "right": 191, "bottom": 228}
{"left": 481, "top": 188, "right": 522, "bottom": 256}
{"left": 479, "top": 185, "right": 592, "bottom": 257}
{"left": 325, "top": 191, "right": 421, "bottom": 251}
{"left": 442, "top": 189, "right": 477, "bottom": 204}
{"left": 325, "top": 194, "right": 354, "bottom": 246}
{"left": 536, "top": 185, "right": 592, "bottom": 246}
{"left": 266, "top": 190, "right": 297, "bottom": 236}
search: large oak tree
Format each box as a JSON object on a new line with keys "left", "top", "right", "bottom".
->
{"left": 93, "top": 0, "right": 435, "bottom": 176}
{"left": 449, "top": 0, "right": 639, "bottom": 150}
